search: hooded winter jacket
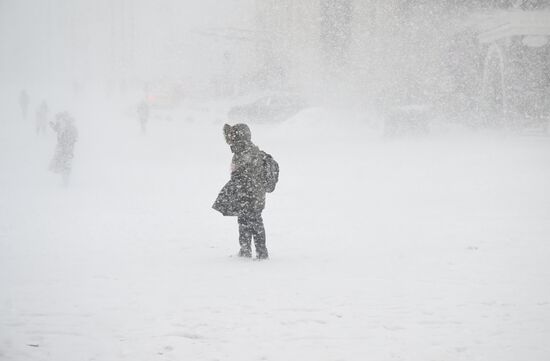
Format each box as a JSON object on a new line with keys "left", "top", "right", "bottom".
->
{"left": 213, "top": 124, "right": 266, "bottom": 216}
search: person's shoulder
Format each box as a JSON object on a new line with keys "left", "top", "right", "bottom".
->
{"left": 250, "top": 144, "right": 261, "bottom": 154}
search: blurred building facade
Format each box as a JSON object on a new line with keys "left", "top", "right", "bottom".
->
{"left": 255, "top": 0, "right": 459, "bottom": 103}
{"left": 467, "top": 9, "right": 550, "bottom": 126}
{"left": 255, "top": 0, "right": 550, "bottom": 126}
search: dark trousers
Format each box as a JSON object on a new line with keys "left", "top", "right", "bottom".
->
{"left": 238, "top": 213, "right": 268, "bottom": 258}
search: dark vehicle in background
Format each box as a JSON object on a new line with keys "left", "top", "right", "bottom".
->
{"left": 228, "top": 94, "right": 306, "bottom": 123}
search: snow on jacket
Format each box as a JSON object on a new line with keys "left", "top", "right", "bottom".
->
{"left": 213, "top": 124, "right": 266, "bottom": 216}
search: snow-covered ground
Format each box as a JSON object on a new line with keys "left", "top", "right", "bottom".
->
{"left": 1, "top": 101, "right": 549, "bottom": 361}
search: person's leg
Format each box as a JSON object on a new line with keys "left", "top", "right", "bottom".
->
{"left": 237, "top": 216, "right": 252, "bottom": 257}
{"left": 251, "top": 214, "right": 268, "bottom": 259}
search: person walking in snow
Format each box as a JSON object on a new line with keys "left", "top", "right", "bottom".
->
{"left": 35, "top": 101, "right": 49, "bottom": 135}
{"left": 49, "top": 112, "right": 78, "bottom": 185}
{"left": 19, "top": 89, "right": 30, "bottom": 120}
{"left": 137, "top": 99, "right": 150, "bottom": 133}
{"left": 213, "top": 123, "right": 278, "bottom": 260}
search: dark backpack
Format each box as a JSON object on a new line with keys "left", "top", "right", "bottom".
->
{"left": 260, "top": 151, "right": 279, "bottom": 193}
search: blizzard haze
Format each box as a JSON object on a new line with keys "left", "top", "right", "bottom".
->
{"left": 0, "top": 0, "right": 256, "bottom": 95}
{"left": 1, "top": 1, "right": 550, "bottom": 361}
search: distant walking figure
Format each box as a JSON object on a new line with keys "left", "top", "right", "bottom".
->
{"left": 35, "top": 101, "right": 49, "bottom": 135}
{"left": 213, "top": 123, "right": 279, "bottom": 260}
{"left": 19, "top": 90, "right": 30, "bottom": 120}
{"left": 137, "top": 99, "right": 150, "bottom": 133}
{"left": 49, "top": 112, "right": 78, "bottom": 185}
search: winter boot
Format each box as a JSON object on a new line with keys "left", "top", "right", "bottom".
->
{"left": 255, "top": 249, "right": 269, "bottom": 260}
{"left": 238, "top": 247, "right": 252, "bottom": 258}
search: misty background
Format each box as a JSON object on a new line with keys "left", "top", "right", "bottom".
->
{"left": 1, "top": 1, "right": 549, "bottom": 361}
{"left": 1, "top": 0, "right": 548, "bottom": 120}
